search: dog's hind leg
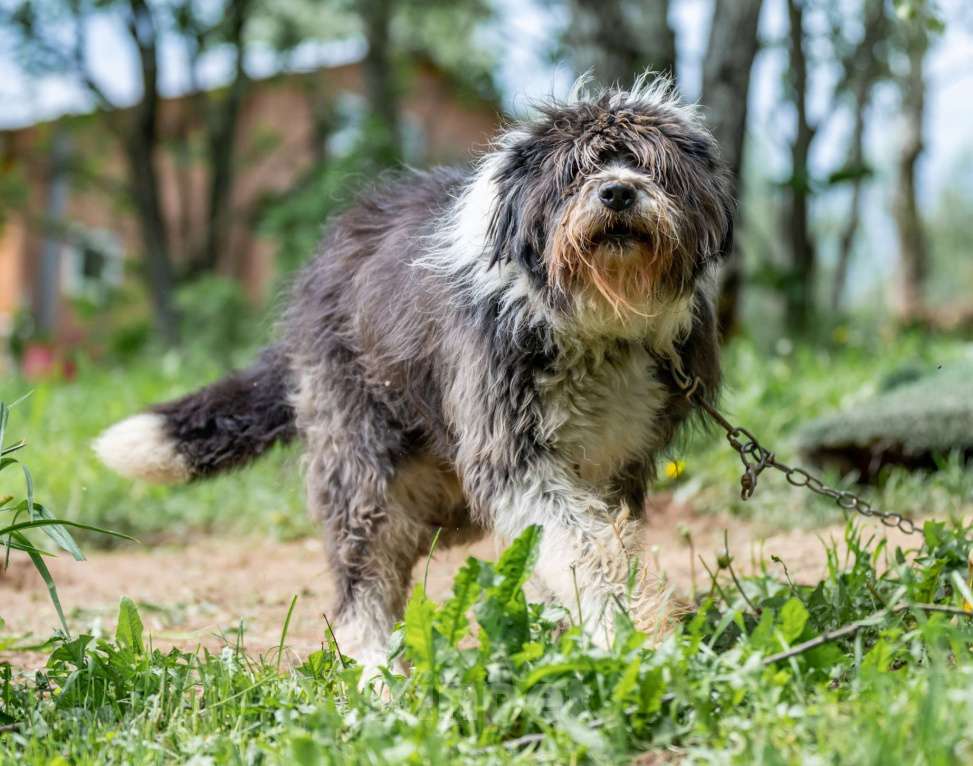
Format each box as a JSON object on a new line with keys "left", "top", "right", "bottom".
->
{"left": 311, "top": 456, "right": 473, "bottom": 680}
{"left": 298, "top": 376, "right": 472, "bottom": 679}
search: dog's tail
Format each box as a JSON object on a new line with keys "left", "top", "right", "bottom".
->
{"left": 93, "top": 345, "right": 296, "bottom": 484}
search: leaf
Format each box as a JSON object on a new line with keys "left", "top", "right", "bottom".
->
{"left": 639, "top": 667, "right": 665, "bottom": 713}
{"left": 748, "top": 607, "right": 776, "bottom": 651}
{"left": 611, "top": 657, "right": 641, "bottom": 704}
{"left": 21, "top": 462, "right": 34, "bottom": 519}
{"left": 48, "top": 634, "right": 93, "bottom": 668}
{"left": 511, "top": 641, "right": 544, "bottom": 666}
{"left": 9, "top": 530, "right": 70, "bottom": 636}
{"left": 31, "top": 503, "right": 85, "bottom": 561}
{"left": 522, "top": 659, "right": 588, "bottom": 689}
{"left": 0, "top": 517, "right": 137, "bottom": 542}
{"left": 806, "top": 643, "right": 846, "bottom": 670}
{"left": 950, "top": 571, "right": 973, "bottom": 612}
{"left": 778, "top": 598, "right": 810, "bottom": 644}
{"left": 291, "top": 735, "right": 321, "bottom": 766}
{"left": 860, "top": 638, "right": 893, "bottom": 673}
{"left": 115, "top": 597, "right": 145, "bottom": 655}
{"left": 492, "top": 525, "right": 541, "bottom": 602}
{"left": 276, "top": 594, "right": 299, "bottom": 672}
{"left": 475, "top": 527, "right": 541, "bottom": 651}
{"left": 435, "top": 556, "right": 480, "bottom": 645}
{"left": 3, "top": 537, "right": 58, "bottom": 556}
{"left": 403, "top": 584, "right": 437, "bottom": 674}
{"left": 0, "top": 401, "right": 7, "bottom": 452}
{"left": 923, "top": 520, "right": 944, "bottom": 549}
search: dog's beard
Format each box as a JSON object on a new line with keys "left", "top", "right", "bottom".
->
{"left": 548, "top": 194, "right": 688, "bottom": 319}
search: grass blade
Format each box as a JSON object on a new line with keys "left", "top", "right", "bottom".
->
{"left": 9, "top": 530, "right": 70, "bottom": 636}
{"left": 116, "top": 597, "right": 145, "bottom": 655}
{"left": 0, "top": 442, "right": 25, "bottom": 459}
{"left": 31, "top": 503, "right": 86, "bottom": 561}
{"left": 1, "top": 517, "right": 138, "bottom": 542}
{"left": 276, "top": 594, "right": 299, "bottom": 672}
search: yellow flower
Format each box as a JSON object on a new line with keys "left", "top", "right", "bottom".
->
{"left": 664, "top": 460, "right": 686, "bottom": 480}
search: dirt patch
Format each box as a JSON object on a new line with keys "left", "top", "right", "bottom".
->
{"left": 0, "top": 500, "right": 930, "bottom": 668}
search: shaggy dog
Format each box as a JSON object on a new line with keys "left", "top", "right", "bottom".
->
{"left": 94, "top": 76, "right": 733, "bottom": 674}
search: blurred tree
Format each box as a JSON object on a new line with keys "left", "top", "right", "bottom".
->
{"left": 359, "top": 0, "right": 401, "bottom": 165}
{"left": 259, "top": 0, "right": 497, "bottom": 274}
{"left": 828, "top": 0, "right": 889, "bottom": 311}
{"left": 2, "top": 0, "right": 292, "bottom": 344}
{"left": 9, "top": 0, "right": 164, "bottom": 342}
{"left": 350, "top": 0, "right": 496, "bottom": 164}
{"left": 176, "top": 0, "right": 256, "bottom": 279}
{"left": 892, "top": 14, "right": 931, "bottom": 322}
{"left": 926, "top": 155, "right": 973, "bottom": 323}
{"left": 700, "top": 0, "right": 765, "bottom": 336}
{"left": 781, "top": 0, "right": 817, "bottom": 334}
{"left": 563, "top": 0, "right": 676, "bottom": 85}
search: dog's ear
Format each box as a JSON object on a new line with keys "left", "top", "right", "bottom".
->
{"left": 486, "top": 161, "right": 530, "bottom": 269}
{"left": 486, "top": 148, "right": 554, "bottom": 282}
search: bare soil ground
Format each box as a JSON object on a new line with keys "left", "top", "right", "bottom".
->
{"left": 0, "top": 497, "right": 926, "bottom": 668}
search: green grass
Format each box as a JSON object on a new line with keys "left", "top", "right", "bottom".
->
{"left": 2, "top": 331, "right": 973, "bottom": 763}
{"left": 0, "top": 351, "right": 309, "bottom": 546}
{"left": 674, "top": 330, "right": 973, "bottom": 531}
{"left": 4, "top": 521, "right": 973, "bottom": 763}
{"left": 3, "top": 330, "right": 970, "bottom": 548}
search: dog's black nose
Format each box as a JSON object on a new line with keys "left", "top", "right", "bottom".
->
{"left": 598, "top": 182, "right": 636, "bottom": 212}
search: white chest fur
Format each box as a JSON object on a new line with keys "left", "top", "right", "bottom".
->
{"left": 537, "top": 342, "right": 669, "bottom": 485}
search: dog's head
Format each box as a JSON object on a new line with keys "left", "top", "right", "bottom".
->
{"left": 485, "top": 77, "right": 734, "bottom": 329}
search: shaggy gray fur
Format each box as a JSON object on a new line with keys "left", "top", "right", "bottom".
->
{"left": 96, "top": 77, "right": 734, "bottom": 670}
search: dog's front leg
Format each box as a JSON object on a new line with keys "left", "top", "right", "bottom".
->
{"left": 470, "top": 462, "right": 669, "bottom": 646}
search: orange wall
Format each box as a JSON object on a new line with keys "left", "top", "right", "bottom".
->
{"left": 2, "top": 61, "right": 502, "bottom": 318}
{"left": 0, "top": 216, "right": 25, "bottom": 327}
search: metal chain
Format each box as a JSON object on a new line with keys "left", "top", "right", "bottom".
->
{"left": 670, "top": 367, "right": 919, "bottom": 536}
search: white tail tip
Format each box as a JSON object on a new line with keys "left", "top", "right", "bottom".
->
{"left": 92, "top": 413, "right": 191, "bottom": 484}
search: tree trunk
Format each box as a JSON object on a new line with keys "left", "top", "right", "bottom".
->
{"left": 700, "top": 0, "right": 764, "bottom": 337}
{"left": 894, "top": 33, "right": 928, "bottom": 323}
{"left": 126, "top": 0, "right": 179, "bottom": 345}
{"left": 360, "top": 0, "right": 401, "bottom": 165}
{"left": 566, "top": 0, "right": 676, "bottom": 86}
{"left": 36, "top": 130, "right": 71, "bottom": 335}
{"left": 783, "top": 0, "right": 816, "bottom": 334}
{"left": 199, "top": 0, "right": 251, "bottom": 276}
{"left": 830, "top": 98, "right": 866, "bottom": 311}
{"left": 830, "top": 0, "right": 887, "bottom": 311}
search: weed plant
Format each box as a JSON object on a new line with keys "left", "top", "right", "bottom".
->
{"left": 2, "top": 519, "right": 973, "bottom": 763}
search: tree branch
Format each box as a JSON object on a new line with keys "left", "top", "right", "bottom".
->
{"left": 68, "top": 0, "right": 121, "bottom": 115}
{"left": 763, "top": 603, "right": 973, "bottom": 665}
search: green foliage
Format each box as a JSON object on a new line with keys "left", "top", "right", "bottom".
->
{"left": 679, "top": 331, "right": 973, "bottom": 530}
{"left": 174, "top": 275, "right": 263, "bottom": 365}
{"left": 4, "top": 522, "right": 973, "bottom": 762}
{"left": 0, "top": 351, "right": 309, "bottom": 547}
{"left": 0, "top": 400, "right": 131, "bottom": 634}
{"left": 0, "top": 161, "right": 28, "bottom": 227}
{"left": 258, "top": 148, "right": 375, "bottom": 276}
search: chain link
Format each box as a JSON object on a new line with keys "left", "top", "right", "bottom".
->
{"left": 670, "top": 367, "right": 919, "bottom": 536}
